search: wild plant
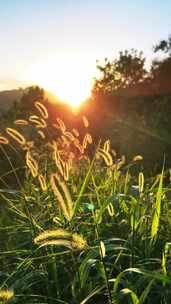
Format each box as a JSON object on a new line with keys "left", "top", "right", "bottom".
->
{"left": 0, "top": 100, "right": 171, "bottom": 303}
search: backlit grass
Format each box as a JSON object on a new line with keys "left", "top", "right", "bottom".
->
{"left": 0, "top": 101, "right": 171, "bottom": 304}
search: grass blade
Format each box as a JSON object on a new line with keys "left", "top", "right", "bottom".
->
{"left": 151, "top": 169, "right": 164, "bottom": 241}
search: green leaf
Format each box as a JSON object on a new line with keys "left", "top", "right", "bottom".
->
{"left": 72, "top": 142, "right": 100, "bottom": 218}
{"left": 151, "top": 169, "right": 164, "bottom": 241}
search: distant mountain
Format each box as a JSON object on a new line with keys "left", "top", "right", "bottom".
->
{"left": 0, "top": 78, "right": 30, "bottom": 91}
{"left": 0, "top": 83, "right": 64, "bottom": 115}
{"left": 0, "top": 88, "right": 24, "bottom": 113}
{"left": 0, "top": 78, "right": 31, "bottom": 114}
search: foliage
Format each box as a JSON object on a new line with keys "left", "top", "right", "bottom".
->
{"left": 91, "top": 37, "right": 171, "bottom": 170}
{"left": 93, "top": 49, "right": 147, "bottom": 95}
{"left": 0, "top": 102, "right": 171, "bottom": 304}
{"left": 154, "top": 34, "right": 171, "bottom": 54}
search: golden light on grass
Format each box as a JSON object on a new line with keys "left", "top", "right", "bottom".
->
{"left": 14, "top": 119, "right": 28, "bottom": 125}
{"left": 138, "top": 172, "right": 144, "bottom": 194}
{"left": 26, "top": 151, "right": 38, "bottom": 178}
{"left": 0, "top": 136, "right": 9, "bottom": 145}
{"left": 34, "top": 229, "right": 71, "bottom": 244}
{"left": 0, "top": 289, "right": 14, "bottom": 302}
{"left": 6, "top": 128, "right": 26, "bottom": 145}
{"left": 35, "top": 102, "right": 48, "bottom": 119}
{"left": 97, "top": 147, "right": 113, "bottom": 166}
{"left": 107, "top": 203, "right": 114, "bottom": 217}
{"left": 50, "top": 173, "right": 73, "bottom": 221}
{"left": 99, "top": 241, "right": 106, "bottom": 258}
{"left": 34, "top": 229, "right": 88, "bottom": 250}
{"left": 38, "top": 174, "right": 47, "bottom": 191}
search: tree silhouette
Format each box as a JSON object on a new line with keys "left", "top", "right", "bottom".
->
{"left": 154, "top": 35, "right": 171, "bottom": 54}
{"left": 93, "top": 49, "right": 147, "bottom": 95}
{"left": 151, "top": 34, "right": 171, "bottom": 94}
{"left": 21, "top": 85, "right": 44, "bottom": 113}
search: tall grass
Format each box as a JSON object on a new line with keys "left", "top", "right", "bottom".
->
{"left": 0, "top": 101, "right": 171, "bottom": 303}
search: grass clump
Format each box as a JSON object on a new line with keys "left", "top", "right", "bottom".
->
{"left": 0, "top": 101, "right": 171, "bottom": 303}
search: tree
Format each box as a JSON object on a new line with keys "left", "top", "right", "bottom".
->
{"left": 21, "top": 85, "right": 44, "bottom": 113}
{"left": 93, "top": 49, "right": 147, "bottom": 95}
{"left": 151, "top": 34, "right": 171, "bottom": 94}
{"left": 154, "top": 35, "right": 171, "bottom": 54}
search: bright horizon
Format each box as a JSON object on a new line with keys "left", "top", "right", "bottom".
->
{"left": 0, "top": 0, "right": 171, "bottom": 106}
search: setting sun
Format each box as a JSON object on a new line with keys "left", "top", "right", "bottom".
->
{"left": 24, "top": 53, "right": 96, "bottom": 108}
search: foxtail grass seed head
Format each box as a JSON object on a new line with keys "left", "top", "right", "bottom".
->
{"left": 133, "top": 155, "right": 143, "bottom": 162}
{"left": 82, "top": 116, "right": 89, "bottom": 128}
{"left": 53, "top": 150, "right": 64, "bottom": 176}
{"left": 14, "top": 119, "right": 28, "bottom": 125}
{"left": 98, "top": 148, "right": 113, "bottom": 166}
{"left": 6, "top": 127, "right": 26, "bottom": 145}
{"left": 104, "top": 140, "right": 110, "bottom": 152}
{"left": 50, "top": 173, "right": 71, "bottom": 221}
{"left": 56, "top": 118, "right": 66, "bottom": 133}
{"left": 85, "top": 133, "right": 92, "bottom": 145}
{"left": 38, "top": 174, "right": 47, "bottom": 191}
{"left": 72, "top": 233, "right": 88, "bottom": 250}
{"left": 27, "top": 160, "right": 38, "bottom": 177}
{"left": 53, "top": 173, "right": 73, "bottom": 218}
{"left": 83, "top": 134, "right": 90, "bottom": 149}
{"left": 26, "top": 151, "right": 38, "bottom": 178}
{"left": 38, "top": 239, "right": 73, "bottom": 249}
{"left": 83, "top": 138, "right": 87, "bottom": 149}
{"left": 0, "top": 136, "right": 9, "bottom": 145}
{"left": 63, "top": 131, "right": 75, "bottom": 141}
{"left": 100, "top": 241, "right": 106, "bottom": 258}
{"left": 74, "top": 138, "right": 84, "bottom": 154}
{"left": 35, "top": 101, "right": 48, "bottom": 119}
{"left": 34, "top": 228, "right": 71, "bottom": 244}
{"left": 29, "top": 115, "right": 40, "bottom": 121}
{"left": 0, "top": 289, "right": 14, "bottom": 302}
{"left": 139, "top": 172, "right": 144, "bottom": 194}
{"left": 37, "top": 130, "right": 46, "bottom": 139}
{"left": 107, "top": 203, "right": 114, "bottom": 216}
{"left": 61, "top": 135, "right": 69, "bottom": 145}
{"left": 34, "top": 229, "right": 87, "bottom": 250}
{"left": 36, "top": 118, "right": 47, "bottom": 129}
{"left": 53, "top": 216, "right": 62, "bottom": 225}
{"left": 63, "top": 162, "right": 69, "bottom": 181}
{"left": 117, "top": 155, "right": 126, "bottom": 169}
{"left": 53, "top": 146, "right": 60, "bottom": 161}
{"left": 29, "top": 115, "right": 47, "bottom": 128}
{"left": 72, "top": 128, "right": 79, "bottom": 137}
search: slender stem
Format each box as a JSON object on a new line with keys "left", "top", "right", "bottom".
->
{"left": 0, "top": 144, "right": 22, "bottom": 189}
{"left": 99, "top": 242, "right": 113, "bottom": 304}
{"left": 93, "top": 215, "right": 113, "bottom": 304}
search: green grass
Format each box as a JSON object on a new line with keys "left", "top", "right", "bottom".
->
{"left": 0, "top": 102, "right": 171, "bottom": 304}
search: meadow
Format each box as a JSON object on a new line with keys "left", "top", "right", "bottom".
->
{"left": 0, "top": 101, "right": 171, "bottom": 304}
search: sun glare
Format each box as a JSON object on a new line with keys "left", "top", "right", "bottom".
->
{"left": 24, "top": 54, "right": 96, "bottom": 108}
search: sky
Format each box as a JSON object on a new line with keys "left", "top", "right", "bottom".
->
{"left": 0, "top": 0, "right": 171, "bottom": 104}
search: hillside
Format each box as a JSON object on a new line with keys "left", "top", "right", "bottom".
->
{"left": 0, "top": 86, "right": 63, "bottom": 115}
{"left": 0, "top": 89, "right": 24, "bottom": 113}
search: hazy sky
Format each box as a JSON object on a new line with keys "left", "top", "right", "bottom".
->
{"left": 0, "top": 0, "right": 171, "bottom": 100}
